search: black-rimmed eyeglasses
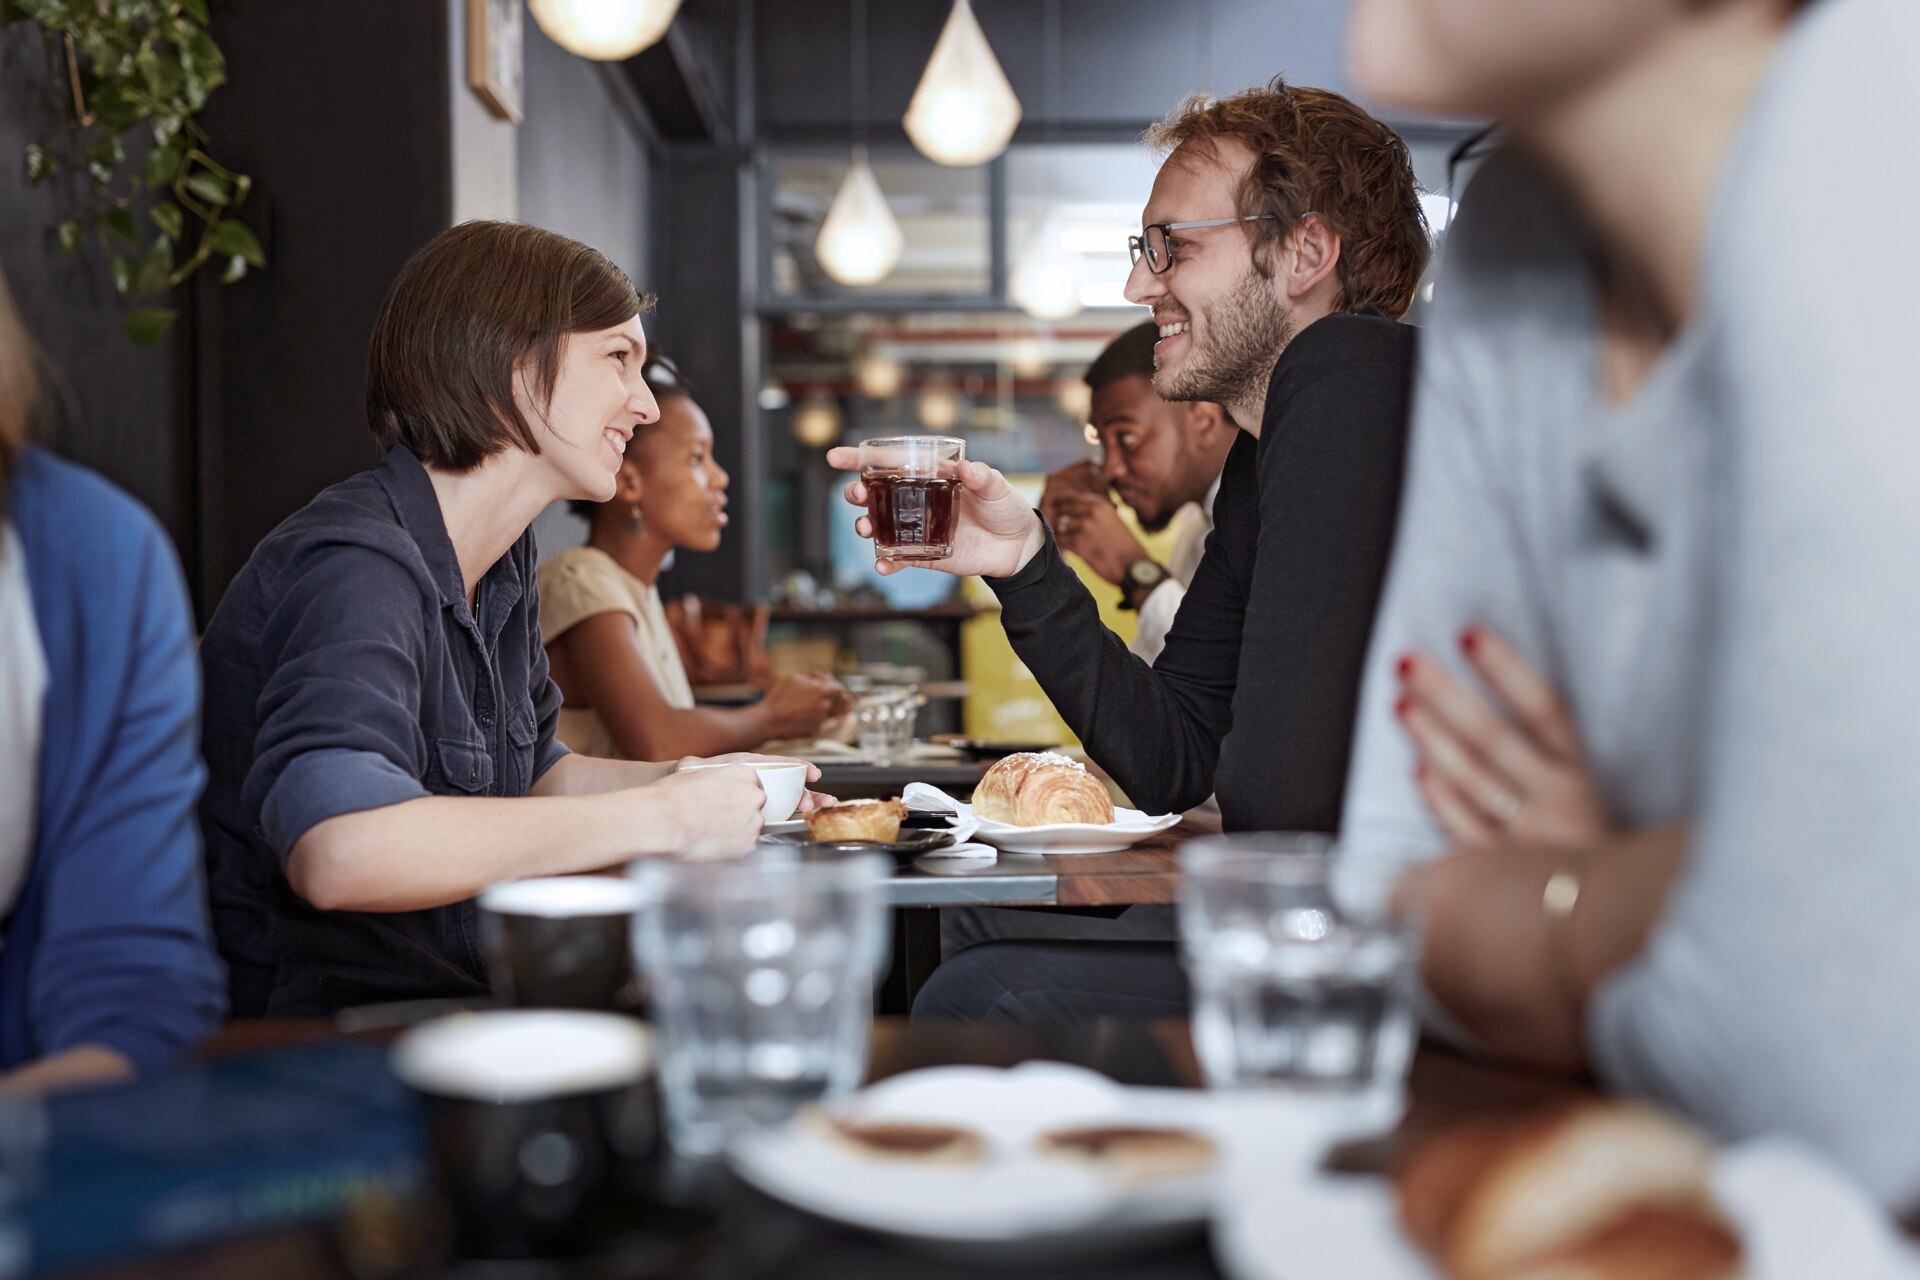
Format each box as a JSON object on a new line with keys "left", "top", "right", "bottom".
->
{"left": 1127, "top": 214, "right": 1278, "bottom": 275}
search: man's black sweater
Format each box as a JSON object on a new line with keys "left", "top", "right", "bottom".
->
{"left": 987, "top": 310, "right": 1417, "bottom": 833}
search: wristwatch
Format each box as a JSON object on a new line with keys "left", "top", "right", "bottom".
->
{"left": 1119, "top": 559, "right": 1170, "bottom": 611}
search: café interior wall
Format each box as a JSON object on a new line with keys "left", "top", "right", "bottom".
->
{"left": 514, "top": 13, "right": 659, "bottom": 567}
{"left": 0, "top": 23, "right": 192, "bottom": 557}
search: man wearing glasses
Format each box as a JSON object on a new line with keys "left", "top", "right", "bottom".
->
{"left": 831, "top": 77, "right": 1430, "bottom": 1020}
{"left": 1039, "top": 321, "right": 1235, "bottom": 664}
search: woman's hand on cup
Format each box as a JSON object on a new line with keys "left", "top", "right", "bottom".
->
{"left": 672, "top": 753, "right": 834, "bottom": 813}
{"left": 649, "top": 765, "right": 765, "bottom": 859}
{"left": 826, "top": 448, "right": 1045, "bottom": 579}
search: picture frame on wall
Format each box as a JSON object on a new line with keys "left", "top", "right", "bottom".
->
{"left": 468, "top": 0, "right": 524, "bottom": 122}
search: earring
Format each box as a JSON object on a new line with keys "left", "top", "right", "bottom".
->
{"left": 628, "top": 503, "right": 646, "bottom": 537}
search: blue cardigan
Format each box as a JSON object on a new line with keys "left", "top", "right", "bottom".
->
{"left": 7, "top": 447, "right": 226, "bottom": 1072}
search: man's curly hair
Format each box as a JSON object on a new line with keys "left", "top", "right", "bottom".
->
{"left": 1147, "top": 75, "right": 1431, "bottom": 319}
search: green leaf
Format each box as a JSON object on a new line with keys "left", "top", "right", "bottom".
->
{"left": 131, "top": 236, "right": 172, "bottom": 296}
{"left": 220, "top": 253, "right": 245, "bottom": 284}
{"left": 144, "top": 140, "right": 180, "bottom": 187}
{"left": 179, "top": 0, "right": 210, "bottom": 23}
{"left": 101, "top": 207, "right": 138, "bottom": 245}
{"left": 58, "top": 220, "right": 85, "bottom": 256}
{"left": 149, "top": 200, "right": 183, "bottom": 241}
{"left": 108, "top": 252, "right": 132, "bottom": 293}
{"left": 183, "top": 168, "right": 229, "bottom": 207}
{"left": 24, "top": 144, "right": 54, "bottom": 185}
{"left": 135, "top": 45, "right": 180, "bottom": 100}
{"left": 209, "top": 218, "right": 263, "bottom": 267}
{"left": 123, "top": 307, "right": 177, "bottom": 345}
{"left": 85, "top": 135, "right": 126, "bottom": 170}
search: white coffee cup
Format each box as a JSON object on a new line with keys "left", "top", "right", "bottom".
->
{"left": 681, "top": 759, "right": 809, "bottom": 823}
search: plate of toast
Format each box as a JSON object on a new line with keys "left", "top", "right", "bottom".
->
{"left": 728, "top": 1062, "right": 1219, "bottom": 1264}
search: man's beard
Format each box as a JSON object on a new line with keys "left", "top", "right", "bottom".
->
{"left": 1152, "top": 269, "right": 1295, "bottom": 412}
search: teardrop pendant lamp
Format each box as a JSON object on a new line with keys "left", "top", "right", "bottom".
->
{"left": 527, "top": 0, "right": 681, "bottom": 61}
{"left": 903, "top": 0, "right": 1022, "bottom": 167}
{"left": 815, "top": 149, "right": 904, "bottom": 286}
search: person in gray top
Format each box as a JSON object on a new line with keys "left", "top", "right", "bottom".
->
{"left": 1344, "top": 0, "right": 1920, "bottom": 1211}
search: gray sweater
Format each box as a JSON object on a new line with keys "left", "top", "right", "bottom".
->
{"left": 1341, "top": 0, "right": 1920, "bottom": 1210}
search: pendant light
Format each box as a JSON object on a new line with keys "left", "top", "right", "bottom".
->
{"left": 1010, "top": 4, "right": 1079, "bottom": 318}
{"left": 528, "top": 0, "right": 680, "bottom": 61}
{"left": 815, "top": 1, "right": 902, "bottom": 287}
{"left": 792, "top": 394, "right": 844, "bottom": 448}
{"left": 855, "top": 349, "right": 906, "bottom": 398}
{"left": 903, "top": 0, "right": 1021, "bottom": 167}
{"left": 815, "top": 151, "right": 903, "bottom": 286}
{"left": 1011, "top": 216, "right": 1085, "bottom": 320}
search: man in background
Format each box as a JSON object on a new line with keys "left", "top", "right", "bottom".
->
{"left": 1041, "top": 321, "right": 1234, "bottom": 662}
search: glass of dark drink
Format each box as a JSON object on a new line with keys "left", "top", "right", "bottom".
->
{"left": 858, "top": 435, "right": 965, "bottom": 561}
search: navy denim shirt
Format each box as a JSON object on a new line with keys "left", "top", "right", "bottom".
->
{"left": 199, "top": 446, "right": 568, "bottom": 1016}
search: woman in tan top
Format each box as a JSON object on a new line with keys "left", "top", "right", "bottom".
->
{"left": 539, "top": 353, "right": 847, "bottom": 759}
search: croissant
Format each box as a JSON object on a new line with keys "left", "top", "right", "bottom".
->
{"left": 973, "top": 752, "right": 1115, "bottom": 827}
{"left": 1395, "top": 1101, "right": 1740, "bottom": 1280}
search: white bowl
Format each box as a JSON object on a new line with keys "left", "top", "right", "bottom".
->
{"left": 682, "top": 760, "right": 809, "bottom": 823}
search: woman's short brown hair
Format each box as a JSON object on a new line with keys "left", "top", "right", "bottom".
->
{"left": 1146, "top": 76, "right": 1431, "bottom": 320}
{"left": 366, "top": 221, "right": 652, "bottom": 471}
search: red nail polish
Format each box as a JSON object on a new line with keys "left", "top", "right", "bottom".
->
{"left": 1459, "top": 627, "right": 1480, "bottom": 655}
{"left": 1395, "top": 655, "right": 1413, "bottom": 680}
{"left": 1394, "top": 694, "right": 1410, "bottom": 719}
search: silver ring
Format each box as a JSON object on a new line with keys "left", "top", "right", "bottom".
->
{"left": 1487, "top": 788, "right": 1522, "bottom": 823}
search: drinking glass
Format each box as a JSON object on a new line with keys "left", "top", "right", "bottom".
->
{"left": 857, "top": 436, "right": 965, "bottom": 560}
{"left": 852, "top": 685, "right": 919, "bottom": 764}
{"left": 630, "top": 852, "right": 890, "bottom": 1157}
{"left": 1179, "top": 834, "right": 1421, "bottom": 1119}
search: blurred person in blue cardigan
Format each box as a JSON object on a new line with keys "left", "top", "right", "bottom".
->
{"left": 0, "top": 266, "right": 226, "bottom": 1092}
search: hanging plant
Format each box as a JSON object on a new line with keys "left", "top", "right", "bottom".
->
{"left": 3, "top": 0, "right": 263, "bottom": 344}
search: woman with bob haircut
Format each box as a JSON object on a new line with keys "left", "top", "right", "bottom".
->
{"left": 539, "top": 350, "right": 848, "bottom": 760}
{"left": 199, "top": 221, "right": 816, "bottom": 1017}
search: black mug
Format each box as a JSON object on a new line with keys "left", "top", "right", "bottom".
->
{"left": 391, "top": 1011, "right": 659, "bottom": 1260}
{"left": 480, "top": 877, "right": 650, "bottom": 1012}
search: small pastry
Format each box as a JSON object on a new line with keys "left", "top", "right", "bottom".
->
{"left": 805, "top": 797, "right": 907, "bottom": 843}
{"left": 1035, "top": 1124, "right": 1218, "bottom": 1183}
{"left": 806, "top": 1110, "right": 985, "bottom": 1166}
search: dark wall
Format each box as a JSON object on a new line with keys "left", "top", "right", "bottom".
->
{"left": 190, "top": 0, "right": 453, "bottom": 612}
{"left": 754, "top": 0, "right": 1357, "bottom": 141}
{"left": 652, "top": 147, "right": 764, "bottom": 601}
{"left": 0, "top": 23, "right": 192, "bottom": 552}
{"left": 1, "top": 3, "right": 454, "bottom": 618}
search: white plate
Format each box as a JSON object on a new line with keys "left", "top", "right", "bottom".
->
{"left": 971, "top": 807, "right": 1182, "bottom": 855}
{"left": 1212, "top": 1126, "right": 1920, "bottom": 1280}
{"left": 728, "top": 1063, "right": 1217, "bottom": 1265}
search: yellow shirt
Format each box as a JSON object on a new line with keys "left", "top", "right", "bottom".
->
{"left": 536, "top": 546, "right": 693, "bottom": 759}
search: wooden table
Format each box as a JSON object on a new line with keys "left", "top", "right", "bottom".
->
{"left": 878, "top": 821, "right": 1206, "bottom": 1012}
{"left": 86, "top": 1018, "right": 1592, "bottom": 1280}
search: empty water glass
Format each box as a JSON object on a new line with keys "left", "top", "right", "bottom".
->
{"left": 853, "top": 685, "right": 918, "bottom": 764}
{"left": 630, "top": 851, "right": 890, "bottom": 1158}
{"left": 1179, "top": 834, "right": 1421, "bottom": 1120}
